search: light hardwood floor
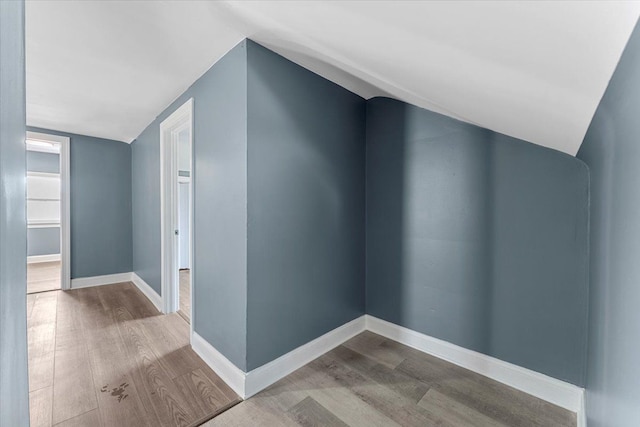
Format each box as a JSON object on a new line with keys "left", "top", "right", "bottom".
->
{"left": 27, "top": 281, "right": 577, "bottom": 427}
{"left": 205, "top": 331, "right": 576, "bottom": 427}
{"left": 27, "top": 261, "right": 61, "bottom": 294}
{"left": 178, "top": 269, "right": 190, "bottom": 323}
{"left": 27, "top": 282, "right": 240, "bottom": 427}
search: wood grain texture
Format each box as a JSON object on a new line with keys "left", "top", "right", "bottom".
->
{"left": 52, "top": 290, "right": 99, "bottom": 424}
{"left": 28, "top": 292, "right": 57, "bottom": 392}
{"left": 27, "top": 282, "right": 240, "bottom": 427}
{"left": 29, "top": 386, "right": 53, "bottom": 427}
{"left": 53, "top": 409, "right": 101, "bottom": 427}
{"left": 288, "top": 396, "right": 349, "bottom": 427}
{"left": 27, "top": 261, "right": 61, "bottom": 294}
{"left": 178, "top": 269, "right": 190, "bottom": 323}
{"left": 27, "top": 293, "right": 37, "bottom": 319}
{"left": 114, "top": 304, "right": 193, "bottom": 426}
{"left": 86, "top": 288, "right": 157, "bottom": 427}
{"left": 28, "top": 284, "right": 576, "bottom": 426}
{"left": 204, "top": 330, "right": 576, "bottom": 427}
{"left": 418, "top": 388, "right": 508, "bottom": 427}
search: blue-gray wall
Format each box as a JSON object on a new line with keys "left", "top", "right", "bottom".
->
{"left": 70, "top": 133, "right": 131, "bottom": 278}
{"left": 28, "top": 227, "right": 60, "bottom": 257}
{"left": 366, "top": 98, "right": 493, "bottom": 352}
{"left": 490, "top": 133, "right": 589, "bottom": 385}
{"left": 577, "top": 20, "right": 640, "bottom": 426}
{"left": 245, "top": 41, "right": 366, "bottom": 370}
{"left": 129, "top": 38, "right": 592, "bottom": 383}
{"left": 28, "top": 127, "right": 132, "bottom": 278}
{"left": 0, "top": 0, "right": 30, "bottom": 424}
{"left": 366, "top": 97, "right": 589, "bottom": 386}
{"left": 132, "top": 41, "right": 248, "bottom": 369}
{"left": 131, "top": 113, "right": 161, "bottom": 294}
{"left": 27, "top": 151, "right": 59, "bottom": 173}
{"left": 131, "top": 40, "right": 366, "bottom": 371}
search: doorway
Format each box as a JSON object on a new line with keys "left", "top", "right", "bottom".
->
{"left": 25, "top": 131, "right": 70, "bottom": 294}
{"left": 177, "top": 127, "right": 192, "bottom": 322}
{"left": 160, "top": 99, "right": 194, "bottom": 325}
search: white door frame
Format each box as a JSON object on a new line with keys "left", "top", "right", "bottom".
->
{"left": 160, "top": 98, "right": 194, "bottom": 315}
{"left": 26, "top": 131, "right": 71, "bottom": 290}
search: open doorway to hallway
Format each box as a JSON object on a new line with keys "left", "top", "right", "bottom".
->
{"left": 160, "top": 99, "right": 193, "bottom": 325}
{"left": 26, "top": 132, "right": 70, "bottom": 294}
{"left": 177, "top": 125, "right": 192, "bottom": 323}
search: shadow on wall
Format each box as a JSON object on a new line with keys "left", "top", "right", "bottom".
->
{"left": 245, "top": 40, "right": 366, "bottom": 370}
{"left": 366, "top": 99, "right": 407, "bottom": 343}
{"left": 367, "top": 98, "right": 494, "bottom": 354}
{"left": 576, "top": 19, "right": 640, "bottom": 426}
{"left": 366, "top": 97, "right": 589, "bottom": 386}
{"left": 127, "top": 39, "right": 588, "bottom": 385}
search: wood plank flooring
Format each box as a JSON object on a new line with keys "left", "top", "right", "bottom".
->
{"left": 178, "top": 269, "right": 190, "bottom": 323}
{"left": 28, "top": 281, "right": 577, "bottom": 426}
{"left": 205, "top": 331, "right": 576, "bottom": 427}
{"left": 27, "top": 282, "right": 240, "bottom": 427}
{"left": 27, "top": 261, "right": 61, "bottom": 294}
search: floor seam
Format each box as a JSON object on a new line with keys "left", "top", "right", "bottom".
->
{"left": 49, "top": 291, "right": 59, "bottom": 426}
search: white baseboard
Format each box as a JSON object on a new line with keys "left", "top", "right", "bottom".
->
{"left": 191, "top": 332, "right": 247, "bottom": 398}
{"left": 71, "top": 272, "right": 162, "bottom": 313}
{"left": 27, "top": 254, "right": 60, "bottom": 264}
{"left": 578, "top": 391, "right": 586, "bottom": 427}
{"left": 68, "top": 271, "right": 162, "bottom": 314}
{"left": 70, "top": 272, "right": 133, "bottom": 289}
{"left": 131, "top": 272, "right": 163, "bottom": 313}
{"left": 244, "top": 315, "right": 366, "bottom": 398}
{"left": 191, "top": 316, "right": 367, "bottom": 399}
{"left": 192, "top": 314, "right": 585, "bottom": 416}
{"left": 365, "top": 315, "right": 585, "bottom": 417}
{"left": 188, "top": 313, "right": 585, "bottom": 424}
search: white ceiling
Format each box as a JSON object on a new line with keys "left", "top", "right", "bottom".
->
{"left": 26, "top": 1, "right": 245, "bottom": 143}
{"left": 26, "top": 1, "right": 640, "bottom": 155}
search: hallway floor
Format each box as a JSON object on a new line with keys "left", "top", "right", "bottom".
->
{"left": 26, "top": 282, "right": 577, "bottom": 427}
{"left": 205, "top": 331, "right": 576, "bottom": 427}
{"left": 178, "top": 269, "right": 190, "bottom": 323}
{"left": 27, "top": 261, "right": 61, "bottom": 294}
{"left": 27, "top": 282, "right": 240, "bottom": 427}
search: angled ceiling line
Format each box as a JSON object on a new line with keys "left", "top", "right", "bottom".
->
{"left": 25, "top": 1, "right": 640, "bottom": 154}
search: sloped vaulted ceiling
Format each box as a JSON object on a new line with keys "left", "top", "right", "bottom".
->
{"left": 26, "top": 1, "right": 640, "bottom": 155}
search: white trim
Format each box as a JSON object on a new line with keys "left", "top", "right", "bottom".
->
{"left": 188, "top": 114, "right": 195, "bottom": 339}
{"left": 26, "top": 171, "right": 60, "bottom": 179}
{"left": 27, "top": 131, "right": 71, "bottom": 291}
{"left": 28, "top": 219, "right": 60, "bottom": 225}
{"left": 131, "top": 272, "right": 162, "bottom": 313}
{"left": 25, "top": 143, "right": 60, "bottom": 154}
{"left": 28, "top": 222, "right": 60, "bottom": 229}
{"left": 365, "top": 315, "right": 585, "bottom": 414}
{"left": 578, "top": 392, "right": 587, "bottom": 427}
{"left": 190, "top": 314, "right": 585, "bottom": 416}
{"left": 60, "top": 134, "right": 71, "bottom": 291}
{"left": 25, "top": 131, "right": 68, "bottom": 145}
{"left": 26, "top": 134, "right": 63, "bottom": 154}
{"left": 160, "top": 98, "right": 194, "bottom": 315}
{"left": 178, "top": 175, "right": 191, "bottom": 184}
{"left": 67, "top": 272, "right": 162, "bottom": 313}
{"left": 191, "top": 332, "right": 247, "bottom": 398}
{"left": 27, "top": 254, "right": 61, "bottom": 264}
{"left": 245, "top": 316, "right": 366, "bottom": 398}
{"left": 191, "top": 316, "right": 367, "bottom": 399}
{"left": 70, "top": 272, "right": 132, "bottom": 289}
